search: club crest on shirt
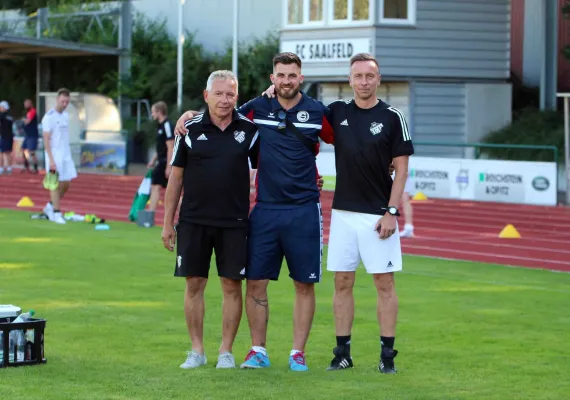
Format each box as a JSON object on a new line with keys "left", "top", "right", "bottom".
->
{"left": 296, "top": 111, "right": 309, "bottom": 123}
{"left": 234, "top": 130, "right": 246, "bottom": 143}
{"left": 370, "top": 122, "right": 384, "bottom": 135}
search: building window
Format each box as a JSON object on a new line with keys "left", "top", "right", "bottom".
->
{"left": 286, "top": 0, "right": 324, "bottom": 25}
{"left": 288, "top": 0, "right": 303, "bottom": 24}
{"left": 379, "top": 0, "right": 416, "bottom": 24}
{"left": 331, "top": 0, "right": 370, "bottom": 23}
{"left": 309, "top": 0, "right": 324, "bottom": 21}
{"left": 285, "top": 0, "right": 373, "bottom": 27}
{"left": 353, "top": 0, "right": 370, "bottom": 20}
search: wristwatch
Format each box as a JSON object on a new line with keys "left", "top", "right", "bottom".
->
{"left": 386, "top": 206, "right": 399, "bottom": 216}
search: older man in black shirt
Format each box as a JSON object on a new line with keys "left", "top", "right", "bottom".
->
{"left": 162, "top": 70, "right": 259, "bottom": 370}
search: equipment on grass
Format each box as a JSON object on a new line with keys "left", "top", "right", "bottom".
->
{"left": 128, "top": 169, "right": 153, "bottom": 222}
{"left": 30, "top": 212, "right": 106, "bottom": 224}
{"left": 136, "top": 210, "right": 155, "bottom": 228}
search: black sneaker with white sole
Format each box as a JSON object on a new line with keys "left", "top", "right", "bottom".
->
{"left": 325, "top": 345, "right": 354, "bottom": 371}
{"left": 378, "top": 347, "right": 398, "bottom": 374}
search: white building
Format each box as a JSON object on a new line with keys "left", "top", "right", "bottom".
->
{"left": 280, "top": 0, "right": 512, "bottom": 157}
{"left": 131, "top": 0, "right": 282, "bottom": 53}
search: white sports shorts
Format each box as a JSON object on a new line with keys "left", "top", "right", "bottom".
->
{"left": 45, "top": 152, "right": 77, "bottom": 182}
{"left": 326, "top": 209, "right": 403, "bottom": 274}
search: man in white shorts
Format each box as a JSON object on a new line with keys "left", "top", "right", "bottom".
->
{"left": 42, "top": 88, "right": 76, "bottom": 224}
{"left": 325, "top": 53, "right": 414, "bottom": 374}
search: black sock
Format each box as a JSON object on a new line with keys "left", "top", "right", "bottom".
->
{"left": 336, "top": 335, "right": 351, "bottom": 348}
{"left": 23, "top": 157, "right": 29, "bottom": 169}
{"left": 381, "top": 336, "right": 395, "bottom": 350}
{"left": 33, "top": 163, "right": 38, "bottom": 171}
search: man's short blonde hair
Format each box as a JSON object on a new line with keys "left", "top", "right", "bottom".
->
{"left": 152, "top": 101, "right": 168, "bottom": 116}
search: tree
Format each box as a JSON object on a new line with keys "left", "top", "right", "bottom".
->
{"left": 214, "top": 33, "right": 280, "bottom": 107}
{"left": 1, "top": 0, "right": 116, "bottom": 15}
{"left": 1, "top": 1, "right": 281, "bottom": 148}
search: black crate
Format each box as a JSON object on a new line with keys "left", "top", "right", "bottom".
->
{"left": 0, "top": 316, "right": 47, "bottom": 368}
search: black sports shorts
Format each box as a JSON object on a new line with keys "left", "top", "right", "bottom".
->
{"left": 174, "top": 221, "right": 247, "bottom": 280}
{"left": 151, "top": 160, "right": 168, "bottom": 188}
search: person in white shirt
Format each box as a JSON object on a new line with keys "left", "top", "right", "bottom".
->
{"left": 41, "top": 88, "right": 77, "bottom": 224}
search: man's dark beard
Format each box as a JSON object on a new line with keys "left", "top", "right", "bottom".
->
{"left": 276, "top": 86, "right": 300, "bottom": 100}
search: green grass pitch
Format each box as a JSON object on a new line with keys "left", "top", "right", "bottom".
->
{"left": 0, "top": 209, "right": 569, "bottom": 399}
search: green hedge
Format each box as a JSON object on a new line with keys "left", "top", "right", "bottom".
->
{"left": 480, "top": 108, "right": 565, "bottom": 163}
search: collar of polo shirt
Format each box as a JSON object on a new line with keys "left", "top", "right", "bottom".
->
{"left": 201, "top": 108, "right": 241, "bottom": 126}
{"left": 267, "top": 90, "right": 308, "bottom": 114}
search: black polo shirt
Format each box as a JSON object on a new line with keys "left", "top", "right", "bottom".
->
{"left": 0, "top": 112, "right": 14, "bottom": 140}
{"left": 156, "top": 119, "right": 174, "bottom": 161}
{"left": 170, "top": 109, "right": 259, "bottom": 227}
{"left": 328, "top": 99, "right": 414, "bottom": 215}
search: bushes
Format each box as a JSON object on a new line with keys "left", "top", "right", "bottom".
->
{"left": 480, "top": 108, "right": 565, "bottom": 163}
{"left": 0, "top": 7, "right": 279, "bottom": 154}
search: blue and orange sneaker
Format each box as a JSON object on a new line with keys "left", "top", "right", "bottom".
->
{"left": 289, "top": 351, "right": 309, "bottom": 372}
{"left": 240, "top": 349, "right": 271, "bottom": 369}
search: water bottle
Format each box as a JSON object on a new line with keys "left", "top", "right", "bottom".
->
{"left": 12, "top": 310, "right": 35, "bottom": 324}
{"left": 0, "top": 331, "right": 4, "bottom": 366}
{"left": 9, "top": 310, "right": 35, "bottom": 362}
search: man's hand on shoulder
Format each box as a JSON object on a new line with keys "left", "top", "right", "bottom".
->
{"left": 262, "top": 84, "right": 276, "bottom": 98}
{"left": 174, "top": 111, "right": 197, "bottom": 136}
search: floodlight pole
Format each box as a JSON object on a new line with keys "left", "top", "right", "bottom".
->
{"left": 177, "top": 0, "right": 185, "bottom": 112}
{"left": 232, "top": 0, "right": 239, "bottom": 78}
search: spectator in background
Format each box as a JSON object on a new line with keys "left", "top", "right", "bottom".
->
{"left": 0, "top": 101, "right": 14, "bottom": 175}
{"left": 21, "top": 99, "right": 39, "bottom": 174}
{"left": 42, "top": 88, "right": 76, "bottom": 225}
{"left": 146, "top": 101, "right": 174, "bottom": 220}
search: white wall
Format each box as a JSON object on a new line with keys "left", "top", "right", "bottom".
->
{"left": 522, "top": 0, "right": 543, "bottom": 87}
{"left": 465, "top": 83, "right": 512, "bottom": 144}
{"left": 131, "top": 0, "right": 281, "bottom": 53}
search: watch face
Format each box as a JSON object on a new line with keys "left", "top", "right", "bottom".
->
{"left": 388, "top": 207, "right": 397, "bottom": 214}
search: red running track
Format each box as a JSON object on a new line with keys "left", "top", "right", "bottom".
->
{"left": 1, "top": 170, "right": 570, "bottom": 272}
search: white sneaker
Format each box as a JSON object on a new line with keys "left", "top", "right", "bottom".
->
{"left": 52, "top": 211, "right": 66, "bottom": 225}
{"left": 216, "top": 352, "right": 236, "bottom": 369}
{"left": 400, "top": 228, "right": 414, "bottom": 238}
{"left": 43, "top": 202, "right": 54, "bottom": 220}
{"left": 180, "top": 350, "right": 207, "bottom": 369}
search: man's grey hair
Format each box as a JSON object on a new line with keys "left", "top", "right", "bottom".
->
{"left": 206, "top": 70, "right": 238, "bottom": 92}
